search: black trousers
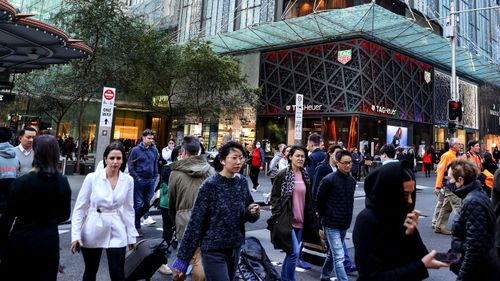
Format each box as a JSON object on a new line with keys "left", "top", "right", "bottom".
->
{"left": 81, "top": 247, "right": 126, "bottom": 281}
{"left": 424, "top": 163, "right": 432, "bottom": 177}
{"left": 201, "top": 247, "right": 241, "bottom": 281}
{"left": 249, "top": 166, "right": 261, "bottom": 188}
{"left": 160, "top": 207, "right": 175, "bottom": 243}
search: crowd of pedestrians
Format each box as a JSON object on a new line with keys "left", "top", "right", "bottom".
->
{"left": 1, "top": 125, "right": 500, "bottom": 281}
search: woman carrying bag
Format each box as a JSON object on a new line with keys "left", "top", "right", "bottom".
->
{"left": 268, "top": 145, "right": 319, "bottom": 281}
{"left": 70, "top": 141, "right": 138, "bottom": 281}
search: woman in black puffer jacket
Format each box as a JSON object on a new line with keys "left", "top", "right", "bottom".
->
{"left": 447, "top": 158, "right": 500, "bottom": 281}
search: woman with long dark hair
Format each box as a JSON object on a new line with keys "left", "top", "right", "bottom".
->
{"left": 0, "top": 135, "right": 72, "bottom": 280}
{"left": 71, "top": 141, "right": 137, "bottom": 281}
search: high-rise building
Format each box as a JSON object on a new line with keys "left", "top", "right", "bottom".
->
{"left": 128, "top": 0, "right": 179, "bottom": 31}
{"left": 9, "top": 0, "right": 63, "bottom": 22}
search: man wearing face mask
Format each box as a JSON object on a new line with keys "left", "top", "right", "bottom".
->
{"left": 432, "top": 138, "right": 461, "bottom": 235}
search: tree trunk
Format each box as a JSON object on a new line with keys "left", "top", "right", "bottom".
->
{"left": 56, "top": 116, "right": 62, "bottom": 138}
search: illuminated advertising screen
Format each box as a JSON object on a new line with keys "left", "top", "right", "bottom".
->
{"left": 387, "top": 125, "right": 408, "bottom": 147}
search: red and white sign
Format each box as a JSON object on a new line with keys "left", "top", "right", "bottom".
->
{"left": 103, "top": 89, "right": 115, "bottom": 100}
{"left": 99, "top": 87, "right": 116, "bottom": 127}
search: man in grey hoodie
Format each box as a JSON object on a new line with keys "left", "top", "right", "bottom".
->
{"left": 168, "top": 136, "right": 214, "bottom": 281}
{"left": 0, "top": 127, "right": 19, "bottom": 216}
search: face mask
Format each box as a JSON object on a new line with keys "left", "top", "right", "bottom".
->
{"left": 256, "top": 145, "right": 261, "bottom": 148}
{"left": 446, "top": 182, "right": 458, "bottom": 193}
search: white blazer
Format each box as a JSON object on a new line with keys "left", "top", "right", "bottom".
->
{"left": 71, "top": 169, "right": 138, "bottom": 248}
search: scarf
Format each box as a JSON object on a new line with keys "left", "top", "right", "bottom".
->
{"left": 280, "top": 167, "right": 310, "bottom": 201}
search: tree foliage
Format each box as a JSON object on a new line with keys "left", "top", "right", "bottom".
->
{"left": 16, "top": 0, "right": 260, "bottom": 156}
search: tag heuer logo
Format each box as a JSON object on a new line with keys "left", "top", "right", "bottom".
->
{"left": 338, "top": 50, "right": 352, "bottom": 65}
{"left": 424, "top": 71, "right": 431, "bottom": 84}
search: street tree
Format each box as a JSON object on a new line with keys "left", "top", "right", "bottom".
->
{"left": 53, "top": 0, "right": 148, "bottom": 171}
{"left": 15, "top": 66, "right": 80, "bottom": 136}
{"left": 174, "top": 39, "right": 261, "bottom": 125}
{"left": 126, "top": 29, "right": 182, "bottom": 137}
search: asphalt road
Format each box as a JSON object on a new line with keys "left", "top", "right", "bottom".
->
{"left": 54, "top": 172, "right": 458, "bottom": 281}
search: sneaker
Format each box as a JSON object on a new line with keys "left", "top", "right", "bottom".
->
{"left": 435, "top": 227, "right": 451, "bottom": 235}
{"left": 297, "top": 259, "right": 312, "bottom": 270}
{"left": 142, "top": 217, "right": 156, "bottom": 226}
{"left": 251, "top": 185, "right": 260, "bottom": 192}
{"left": 263, "top": 193, "right": 271, "bottom": 205}
{"left": 158, "top": 264, "right": 173, "bottom": 275}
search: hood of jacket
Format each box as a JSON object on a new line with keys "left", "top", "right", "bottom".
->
{"left": 363, "top": 160, "right": 416, "bottom": 226}
{"left": 0, "top": 142, "right": 17, "bottom": 158}
{"left": 453, "top": 179, "right": 482, "bottom": 200}
{"left": 171, "top": 155, "right": 213, "bottom": 177}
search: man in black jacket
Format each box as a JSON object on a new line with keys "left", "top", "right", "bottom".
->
{"left": 316, "top": 150, "right": 356, "bottom": 281}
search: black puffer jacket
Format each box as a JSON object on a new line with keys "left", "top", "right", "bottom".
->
{"left": 353, "top": 161, "right": 429, "bottom": 281}
{"left": 316, "top": 171, "right": 356, "bottom": 230}
{"left": 451, "top": 180, "right": 499, "bottom": 281}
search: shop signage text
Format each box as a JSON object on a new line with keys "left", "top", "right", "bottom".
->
{"left": 286, "top": 104, "right": 323, "bottom": 112}
{"left": 294, "top": 94, "right": 303, "bottom": 142}
{"left": 371, "top": 105, "right": 397, "bottom": 115}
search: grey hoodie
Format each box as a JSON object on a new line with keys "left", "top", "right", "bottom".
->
{"left": 0, "top": 142, "right": 19, "bottom": 214}
{"left": 168, "top": 155, "right": 214, "bottom": 239}
{"left": 0, "top": 142, "right": 19, "bottom": 179}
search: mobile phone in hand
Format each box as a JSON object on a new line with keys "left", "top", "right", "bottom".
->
{"left": 435, "top": 252, "right": 461, "bottom": 263}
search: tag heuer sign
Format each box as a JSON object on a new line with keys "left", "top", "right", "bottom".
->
{"left": 337, "top": 50, "right": 352, "bottom": 65}
{"left": 424, "top": 71, "right": 431, "bottom": 84}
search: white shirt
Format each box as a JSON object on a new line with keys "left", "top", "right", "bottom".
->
{"left": 161, "top": 147, "right": 173, "bottom": 164}
{"left": 71, "top": 169, "right": 138, "bottom": 248}
{"left": 17, "top": 144, "right": 33, "bottom": 156}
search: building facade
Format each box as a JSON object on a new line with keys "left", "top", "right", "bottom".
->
{"left": 200, "top": 0, "right": 500, "bottom": 154}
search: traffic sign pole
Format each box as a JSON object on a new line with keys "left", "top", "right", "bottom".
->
{"left": 95, "top": 87, "right": 116, "bottom": 166}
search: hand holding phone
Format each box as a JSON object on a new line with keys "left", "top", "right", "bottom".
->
{"left": 434, "top": 251, "right": 461, "bottom": 264}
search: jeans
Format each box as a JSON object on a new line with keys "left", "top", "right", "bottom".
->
{"left": 282, "top": 228, "right": 302, "bottom": 281}
{"left": 133, "top": 178, "right": 156, "bottom": 229}
{"left": 201, "top": 247, "right": 241, "bottom": 281}
{"left": 81, "top": 247, "right": 126, "bottom": 281}
{"left": 321, "top": 227, "right": 348, "bottom": 281}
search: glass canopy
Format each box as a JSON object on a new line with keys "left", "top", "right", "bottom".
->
{"left": 210, "top": 3, "right": 500, "bottom": 87}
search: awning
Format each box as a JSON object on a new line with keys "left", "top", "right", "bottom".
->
{"left": 0, "top": 0, "right": 92, "bottom": 76}
{"left": 210, "top": 3, "right": 500, "bottom": 87}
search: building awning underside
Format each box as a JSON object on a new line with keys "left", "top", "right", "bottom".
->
{"left": 210, "top": 3, "right": 500, "bottom": 87}
{"left": 0, "top": 0, "right": 92, "bottom": 75}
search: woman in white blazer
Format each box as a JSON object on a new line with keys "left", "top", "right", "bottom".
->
{"left": 70, "top": 141, "right": 138, "bottom": 281}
